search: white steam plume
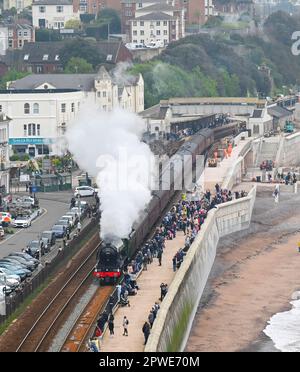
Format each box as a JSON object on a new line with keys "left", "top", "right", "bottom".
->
{"left": 67, "top": 103, "right": 155, "bottom": 241}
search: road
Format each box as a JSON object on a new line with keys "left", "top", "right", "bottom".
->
{"left": 0, "top": 191, "right": 72, "bottom": 259}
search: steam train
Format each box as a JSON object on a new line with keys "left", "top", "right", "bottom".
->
{"left": 93, "top": 128, "right": 216, "bottom": 283}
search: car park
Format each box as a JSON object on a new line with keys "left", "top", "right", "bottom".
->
{"left": 41, "top": 231, "right": 56, "bottom": 247}
{"left": 12, "top": 215, "right": 31, "bottom": 228}
{"left": 0, "top": 257, "right": 33, "bottom": 271}
{"left": 52, "top": 224, "right": 66, "bottom": 239}
{"left": 74, "top": 186, "right": 97, "bottom": 198}
{"left": 0, "top": 266, "right": 27, "bottom": 281}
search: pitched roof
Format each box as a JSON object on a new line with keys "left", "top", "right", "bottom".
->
{"left": 136, "top": 3, "right": 175, "bottom": 13}
{"left": 9, "top": 74, "right": 96, "bottom": 91}
{"left": 136, "top": 11, "right": 174, "bottom": 21}
{"left": 96, "top": 66, "right": 111, "bottom": 80}
{"left": 252, "top": 109, "right": 263, "bottom": 118}
{"left": 33, "top": 0, "right": 72, "bottom": 5}
{"left": 141, "top": 104, "right": 169, "bottom": 120}
{"left": 268, "top": 105, "right": 293, "bottom": 118}
{"left": 21, "top": 42, "right": 64, "bottom": 63}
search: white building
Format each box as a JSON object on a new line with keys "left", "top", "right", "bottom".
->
{"left": 0, "top": 113, "right": 11, "bottom": 194}
{"left": 130, "top": 1, "right": 184, "bottom": 45}
{"left": 5, "top": 66, "right": 144, "bottom": 156}
{"left": 0, "top": 89, "right": 83, "bottom": 157}
{"left": 3, "top": 0, "right": 33, "bottom": 12}
{"left": 32, "top": 0, "right": 79, "bottom": 29}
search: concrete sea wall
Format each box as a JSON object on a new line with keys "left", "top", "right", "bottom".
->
{"left": 145, "top": 186, "right": 257, "bottom": 352}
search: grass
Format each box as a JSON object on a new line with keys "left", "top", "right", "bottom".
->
{"left": 166, "top": 301, "right": 193, "bottom": 352}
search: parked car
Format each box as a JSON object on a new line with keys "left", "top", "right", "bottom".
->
{"left": 70, "top": 207, "right": 85, "bottom": 219}
{"left": 27, "top": 240, "right": 46, "bottom": 258}
{"left": 74, "top": 186, "right": 97, "bottom": 198}
{"left": 56, "top": 219, "right": 71, "bottom": 232}
{"left": 0, "top": 266, "right": 26, "bottom": 281}
{"left": 51, "top": 224, "right": 66, "bottom": 239}
{"left": 0, "top": 284, "right": 13, "bottom": 296}
{"left": 0, "top": 262, "right": 32, "bottom": 277}
{"left": 9, "top": 252, "right": 39, "bottom": 266}
{"left": 41, "top": 231, "right": 56, "bottom": 248}
{"left": 0, "top": 257, "right": 34, "bottom": 271}
{"left": 0, "top": 268, "right": 21, "bottom": 284}
{"left": 65, "top": 211, "right": 79, "bottom": 225}
{"left": 7, "top": 255, "right": 36, "bottom": 271}
{"left": 12, "top": 215, "right": 31, "bottom": 228}
{"left": 60, "top": 215, "right": 74, "bottom": 228}
{"left": 0, "top": 275, "right": 19, "bottom": 290}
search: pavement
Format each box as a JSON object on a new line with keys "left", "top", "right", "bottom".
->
{"left": 100, "top": 232, "right": 186, "bottom": 352}
{"left": 0, "top": 191, "right": 72, "bottom": 259}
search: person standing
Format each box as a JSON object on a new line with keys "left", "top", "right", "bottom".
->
{"left": 157, "top": 249, "right": 162, "bottom": 266}
{"left": 142, "top": 322, "right": 151, "bottom": 345}
{"left": 123, "top": 316, "right": 129, "bottom": 336}
{"left": 172, "top": 255, "right": 177, "bottom": 272}
{"left": 108, "top": 314, "right": 114, "bottom": 336}
{"left": 77, "top": 221, "right": 82, "bottom": 234}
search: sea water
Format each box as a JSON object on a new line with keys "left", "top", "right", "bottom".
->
{"left": 263, "top": 292, "right": 300, "bottom": 352}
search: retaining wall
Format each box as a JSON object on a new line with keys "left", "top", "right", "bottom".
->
{"left": 145, "top": 186, "right": 257, "bottom": 352}
{"left": 281, "top": 132, "right": 300, "bottom": 166}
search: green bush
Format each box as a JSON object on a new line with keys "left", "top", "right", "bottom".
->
{"left": 20, "top": 154, "right": 30, "bottom": 161}
{"left": 10, "top": 154, "right": 20, "bottom": 161}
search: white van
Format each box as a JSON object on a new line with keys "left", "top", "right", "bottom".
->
{"left": 125, "top": 43, "right": 146, "bottom": 50}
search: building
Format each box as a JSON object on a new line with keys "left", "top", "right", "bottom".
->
{"left": 32, "top": 0, "right": 79, "bottom": 29}
{"left": 0, "top": 113, "right": 10, "bottom": 195}
{"left": 248, "top": 108, "right": 273, "bottom": 136}
{"left": 1, "top": 40, "right": 132, "bottom": 73}
{"left": 129, "top": 0, "right": 185, "bottom": 45}
{"left": 268, "top": 105, "right": 294, "bottom": 130}
{"left": 0, "top": 21, "right": 35, "bottom": 55}
{"left": 9, "top": 66, "right": 145, "bottom": 113}
{"left": 183, "top": 0, "right": 215, "bottom": 26}
{"left": 73, "top": 0, "right": 102, "bottom": 14}
{"left": 3, "top": 0, "right": 33, "bottom": 12}
{"left": 0, "top": 89, "right": 83, "bottom": 156}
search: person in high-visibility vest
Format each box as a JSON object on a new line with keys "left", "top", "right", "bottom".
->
{"left": 182, "top": 193, "right": 186, "bottom": 201}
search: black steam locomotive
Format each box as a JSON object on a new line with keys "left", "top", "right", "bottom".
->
{"left": 93, "top": 129, "right": 214, "bottom": 283}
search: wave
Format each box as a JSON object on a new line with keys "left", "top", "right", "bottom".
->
{"left": 263, "top": 293, "right": 300, "bottom": 352}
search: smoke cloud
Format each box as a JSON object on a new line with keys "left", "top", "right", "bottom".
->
{"left": 67, "top": 103, "right": 155, "bottom": 241}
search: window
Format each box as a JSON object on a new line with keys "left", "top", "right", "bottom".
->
{"left": 23, "top": 54, "right": 29, "bottom": 60}
{"left": 56, "top": 5, "right": 63, "bottom": 12}
{"left": 140, "top": 30, "right": 144, "bottom": 35}
{"left": 37, "top": 124, "right": 40, "bottom": 136}
{"left": 42, "top": 54, "right": 49, "bottom": 61}
{"left": 18, "top": 31, "right": 22, "bottom": 37}
{"left": 24, "top": 124, "right": 27, "bottom": 136}
{"left": 61, "top": 122, "right": 66, "bottom": 135}
{"left": 106, "top": 54, "right": 113, "bottom": 62}
{"left": 140, "top": 21, "right": 144, "bottom": 26}
{"left": 0, "top": 105, "right": 2, "bottom": 112}
{"left": 103, "top": 92, "right": 107, "bottom": 98}
{"left": 138, "top": 2, "right": 142, "bottom": 8}
{"left": 33, "top": 103, "right": 39, "bottom": 114}
{"left": 39, "top": 6, "right": 45, "bottom": 13}
{"left": 55, "top": 55, "right": 60, "bottom": 61}
{"left": 28, "top": 123, "right": 36, "bottom": 136}
{"left": 133, "top": 30, "right": 137, "bottom": 36}
{"left": 24, "top": 103, "right": 30, "bottom": 114}
{"left": 164, "top": 30, "right": 168, "bottom": 35}
{"left": 8, "top": 40, "right": 13, "bottom": 48}
{"left": 18, "top": 40, "right": 23, "bottom": 48}
{"left": 61, "top": 103, "right": 66, "bottom": 113}
{"left": 54, "top": 22, "right": 58, "bottom": 28}
{"left": 24, "top": 31, "right": 28, "bottom": 37}
{"left": 133, "top": 21, "right": 137, "bottom": 26}
{"left": 156, "top": 30, "right": 161, "bottom": 35}
{"left": 163, "top": 21, "right": 168, "bottom": 26}
{"left": 97, "top": 92, "right": 101, "bottom": 97}
{"left": 156, "top": 21, "right": 161, "bottom": 26}
{"left": 71, "top": 103, "right": 75, "bottom": 112}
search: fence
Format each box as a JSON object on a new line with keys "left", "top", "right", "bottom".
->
{"left": 0, "top": 219, "right": 98, "bottom": 325}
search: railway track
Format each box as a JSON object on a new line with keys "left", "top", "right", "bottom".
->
{"left": 60, "top": 286, "right": 114, "bottom": 352}
{"left": 15, "top": 245, "right": 99, "bottom": 352}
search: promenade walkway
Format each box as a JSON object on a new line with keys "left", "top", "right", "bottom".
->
{"left": 203, "top": 137, "right": 252, "bottom": 190}
{"left": 100, "top": 232, "right": 186, "bottom": 352}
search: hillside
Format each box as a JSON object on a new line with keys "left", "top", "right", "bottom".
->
{"left": 132, "top": 11, "right": 300, "bottom": 108}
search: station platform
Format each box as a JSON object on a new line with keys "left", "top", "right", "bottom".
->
{"left": 100, "top": 232, "right": 186, "bottom": 352}
{"left": 203, "top": 137, "right": 252, "bottom": 190}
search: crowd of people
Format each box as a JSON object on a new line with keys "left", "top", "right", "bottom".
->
{"left": 276, "top": 171, "right": 298, "bottom": 185}
{"left": 88, "top": 184, "right": 248, "bottom": 351}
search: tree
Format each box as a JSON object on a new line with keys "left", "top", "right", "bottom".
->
{"left": 0, "top": 70, "right": 30, "bottom": 89}
{"left": 65, "top": 19, "right": 81, "bottom": 30}
{"left": 59, "top": 38, "right": 106, "bottom": 68}
{"left": 64, "top": 57, "right": 93, "bottom": 73}
{"left": 96, "top": 8, "right": 121, "bottom": 34}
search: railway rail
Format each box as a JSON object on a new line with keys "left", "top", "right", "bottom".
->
{"left": 15, "top": 245, "right": 99, "bottom": 352}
